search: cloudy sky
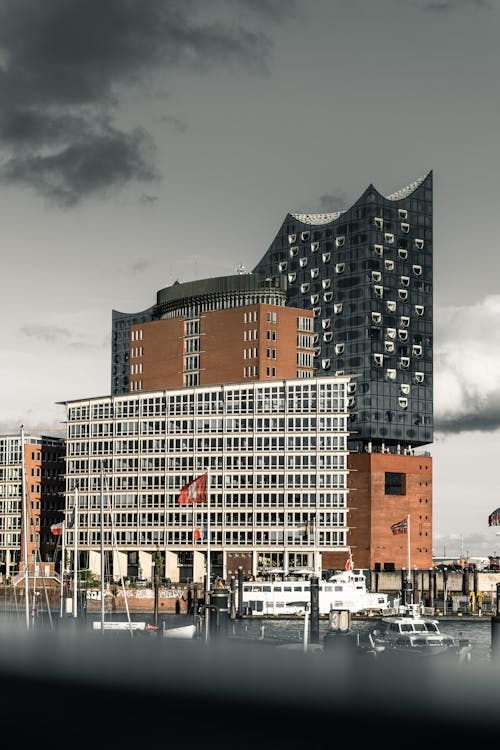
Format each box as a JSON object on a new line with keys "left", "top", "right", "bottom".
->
{"left": 1, "top": 0, "right": 499, "bottom": 559}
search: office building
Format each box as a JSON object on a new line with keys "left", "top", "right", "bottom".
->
{"left": 0, "top": 433, "right": 65, "bottom": 579}
{"left": 62, "top": 376, "right": 351, "bottom": 582}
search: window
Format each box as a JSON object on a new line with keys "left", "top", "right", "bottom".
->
{"left": 384, "top": 260, "right": 394, "bottom": 271}
{"left": 387, "top": 300, "right": 396, "bottom": 312}
{"left": 335, "top": 236, "right": 345, "bottom": 248}
{"left": 384, "top": 341, "right": 395, "bottom": 353}
{"left": 322, "top": 278, "right": 331, "bottom": 290}
{"left": 400, "top": 276, "right": 410, "bottom": 287}
{"left": 371, "top": 271, "right": 381, "bottom": 282}
{"left": 415, "top": 305, "right": 424, "bottom": 317}
{"left": 414, "top": 371, "right": 425, "bottom": 384}
{"left": 398, "top": 209, "right": 408, "bottom": 219}
{"left": 323, "top": 291, "right": 333, "bottom": 303}
{"left": 311, "top": 241, "right": 319, "bottom": 253}
{"left": 386, "top": 368, "right": 396, "bottom": 381}
{"left": 398, "top": 248, "right": 408, "bottom": 260}
{"left": 398, "top": 289, "right": 408, "bottom": 301}
{"left": 371, "top": 312, "right": 381, "bottom": 324}
{"left": 301, "top": 231, "right": 310, "bottom": 241}
{"left": 333, "top": 303, "right": 343, "bottom": 315}
{"left": 385, "top": 472, "right": 405, "bottom": 495}
{"left": 412, "top": 344, "right": 423, "bottom": 357}
{"left": 415, "top": 238, "right": 424, "bottom": 250}
{"left": 374, "top": 217, "right": 383, "bottom": 229}
{"left": 386, "top": 328, "right": 396, "bottom": 339}
{"left": 288, "top": 234, "right": 297, "bottom": 244}
{"left": 288, "top": 272, "right": 297, "bottom": 283}
{"left": 412, "top": 265, "right": 422, "bottom": 276}
{"left": 323, "top": 331, "right": 333, "bottom": 343}
{"left": 267, "top": 311, "right": 277, "bottom": 323}
{"left": 374, "top": 244, "right": 384, "bottom": 256}
{"left": 290, "top": 246, "right": 298, "bottom": 258}
{"left": 398, "top": 330, "right": 408, "bottom": 341}
{"left": 374, "top": 285, "right": 383, "bottom": 298}
{"left": 384, "top": 233, "right": 394, "bottom": 244}
{"left": 310, "top": 293, "right": 319, "bottom": 304}
{"left": 278, "top": 261, "right": 287, "bottom": 272}
{"left": 401, "top": 222, "right": 410, "bottom": 233}
{"left": 373, "top": 353, "right": 383, "bottom": 366}
{"left": 335, "top": 343, "right": 344, "bottom": 355}
{"left": 400, "top": 316, "right": 410, "bottom": 327}
{"left": 400, "top": 356, "right": 410, "bottom": 368}
{"left": 310, "top": 268, "right": 319, "bottom": 279}
{"left": 398, "top": 397, "right": 408, "bottom": 409}
{"left": 322, "top": 252, "right": 331, "bottom": 263}
{"left": 299, "top": 257, "right": 308, "bottom": 268}
{"left": 322, "top": 318, "right": 331, "bottom": 330}
{"left": 322, "top": 358, "right": 331, "bottom": 370}
{"left": 300, "top": 283, "right": 310, "bottom": 294}
{"left": 335, "top": 263, "right": 345, "bottom": 274}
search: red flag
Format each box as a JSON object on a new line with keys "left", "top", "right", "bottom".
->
{"left": 50, "top": 521, "right": 64, "bottom": 536}
{"left": 345, "top": 555, "right": 352, "bottom": 571}
{"left": 194, "top": 528, "right": 202, "bottom": 541}
{"left": 177, "top": 474, "right": 208, "bottom": 505}
{"left": 391, "top": 519, "right": 408, "bottom": 535}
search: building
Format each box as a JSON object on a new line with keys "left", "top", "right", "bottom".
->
{"left": 252, "top": 172, "right": 434, "bottom": 570}
{"left": 62, "top": 376, "right": 351, "bottom": 583}
{"left": 252, "top": 171, "right": 433, "bottom": 453}
{"left": 0, "top": 432, "right": 65, "bottom": 579}
{"left": 112, "top": 273, "right": 315, "bottom": 394}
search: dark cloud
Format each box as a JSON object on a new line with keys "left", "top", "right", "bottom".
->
{"left": 317, "top": 191, "right": 348, "bottom": 212}
{"left": 2, "top": 125, "right": 157, "bottom": 206}
{"left": 0, "top": 0, "right": 291, "bottom": 205}
{"left": 435, "top": 393, "right": 500, "bottom": 435}
{"left": 139, "top": 193, "right": 160, "bottom": 205}
{"left": 129, "top": 260, "right": 151, "bottom": 273}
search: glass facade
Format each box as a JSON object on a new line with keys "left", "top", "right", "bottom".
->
{"left": 253, "top": 172, "right": 433, "bottom": 450}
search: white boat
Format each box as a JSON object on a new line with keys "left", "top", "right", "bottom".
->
{"left": 369, "top": 603, "right": 473, "bottom": 661}
{"left": 241, "top": 569, "right": 399, "bottom": 617}
{"left": 162, "top": 623, "right": 197, "bottom": 639}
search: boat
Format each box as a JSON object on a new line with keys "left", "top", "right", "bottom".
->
{"left": 368, "top": 602, "right": 473, "bottom": 661}
{"left": 241, "top": 568, "right": 399, "bottom": 617}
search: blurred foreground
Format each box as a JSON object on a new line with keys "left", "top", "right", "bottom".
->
{"left": 1, "top": 621, "right": 500, "bottom": 748}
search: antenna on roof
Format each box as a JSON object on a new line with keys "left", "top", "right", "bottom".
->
{"left": 236, "top": 264, "right": 245, "bottom": 275}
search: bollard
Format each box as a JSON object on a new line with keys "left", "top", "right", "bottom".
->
{"left": 237, "top": 566, "right": 244, "bottom": 618}
{"left": 310, "top": 577, "right": 320, "bottom": 645}
{"left": 208, "top": 588, "right": 230, "bottom": 641}
{"left": 491, "top": 583, "right": 500, "bottom": 661}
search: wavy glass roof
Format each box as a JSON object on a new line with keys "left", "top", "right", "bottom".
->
{"left": 290, "top": 172, "right": 430, "bottom": 224}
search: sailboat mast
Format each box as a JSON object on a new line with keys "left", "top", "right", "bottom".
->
{"left": 21, "top": 425, "right": 30, "bottom": 629}
{"left": 100, "top": 464, "right": 105, "bottom": 633}
{"left": 73, "top": 486, "right": 78, "bottom": 618}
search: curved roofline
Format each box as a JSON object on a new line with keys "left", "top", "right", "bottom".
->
{"left": 289, "top": 171, "right": 432, "bottom": 225}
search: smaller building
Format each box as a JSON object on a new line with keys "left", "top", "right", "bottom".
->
{"left": 0, "top": 432, "right": 66, "bottom": 579}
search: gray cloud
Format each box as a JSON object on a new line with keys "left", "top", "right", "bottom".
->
{"left": 0, "top": 0, "right": 291, "bottom": 205}
{"left": 21, "top": 324, "right": 73, "bottom": 343}
{"left": 129, "top": 260, "right": 151, "bottom": 273}
{"left": 418, "top": 0, "right": 490, "bottom": 11}
{"left": 317, "top": 191, "right": 348, "bottom": 212}
{"left": 160, "top": 115, "right": 188, "bottom": 135}
{"left": 20, "top": 323, "right": 101, "bottom": 350}
{"left": 434, "top": 297, "right": 500, "bottom": 435}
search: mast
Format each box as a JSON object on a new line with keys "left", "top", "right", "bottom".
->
{"left": 73, "top": 486, "right": 78, "bottom": 618}
{"left": 60, "top": 521, "right": 65, "bottom": 618}
{"left": 204, "top": 470, "right": 211, "bottom": 643}
{"left": 100, "top": 463, "right": 105, "bottom": 634}
{"left": 20, "top": 425, "right": 30, "bottom": 629}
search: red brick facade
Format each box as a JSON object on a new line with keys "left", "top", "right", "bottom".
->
{"left": 347, "top": 452, "right": 432, "bottom": 571}
{"left": 129, "top": 304, "right": 314, "bottom": 391}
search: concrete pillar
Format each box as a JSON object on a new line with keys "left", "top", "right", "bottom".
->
{"left": 88, "top": 550, "right": 100, "bottom": 578}
{"left": 193, "top": 550, "right": 205, "bottom": 583}
{"left": 112, "top": 550, "right": 127, "bottom": 582}
{"left": 138, "top": 550, "right": 152, "bottom": 581}
{"left": 164, "top": 550, "right": 177, "bottom": 583}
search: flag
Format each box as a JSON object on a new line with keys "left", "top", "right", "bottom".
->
{"left": 345, "top": 555, "right": 352, "bottom": 571}
{"left": 391, "top": 519, "right": 408, "bottom": 535}
{"left": 488, "top": 508, "right": 500, "bottom": 526}
{"left": 194, "top": 528, "right": 202, "bottom": 541}
{"left": 177, "top": 473, "right": 208, "bottom": 505}
{"left": 50, "top": 521, "right": 64, "bottom": 536}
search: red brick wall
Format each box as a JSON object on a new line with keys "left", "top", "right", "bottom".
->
{"left": 348, "top": 452, "right": 432, "bottom": 571}
{"left": 131, "top": 318, "right": 184, "bottom": 391}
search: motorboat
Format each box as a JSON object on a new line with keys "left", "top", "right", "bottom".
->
{"left": 369, "top": 603, "right": 473, "bottom": 661}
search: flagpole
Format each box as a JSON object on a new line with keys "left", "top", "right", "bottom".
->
{"left": 100, "top": 464, "right": 105, "bottom": 634}
{"left": 73, "top": 486, "right": 78, "bottom": 619}
{"left": 205, "top": 470, "right": 211, "bottom": 644}
{"left": 21, "top": 425, "right": 30, "bottom": 629}
{"left": 407, "top": 513, "right": 411, "bottom": 576}
{"left": 60, "top": 522, "right": 65, "bottom": 618}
